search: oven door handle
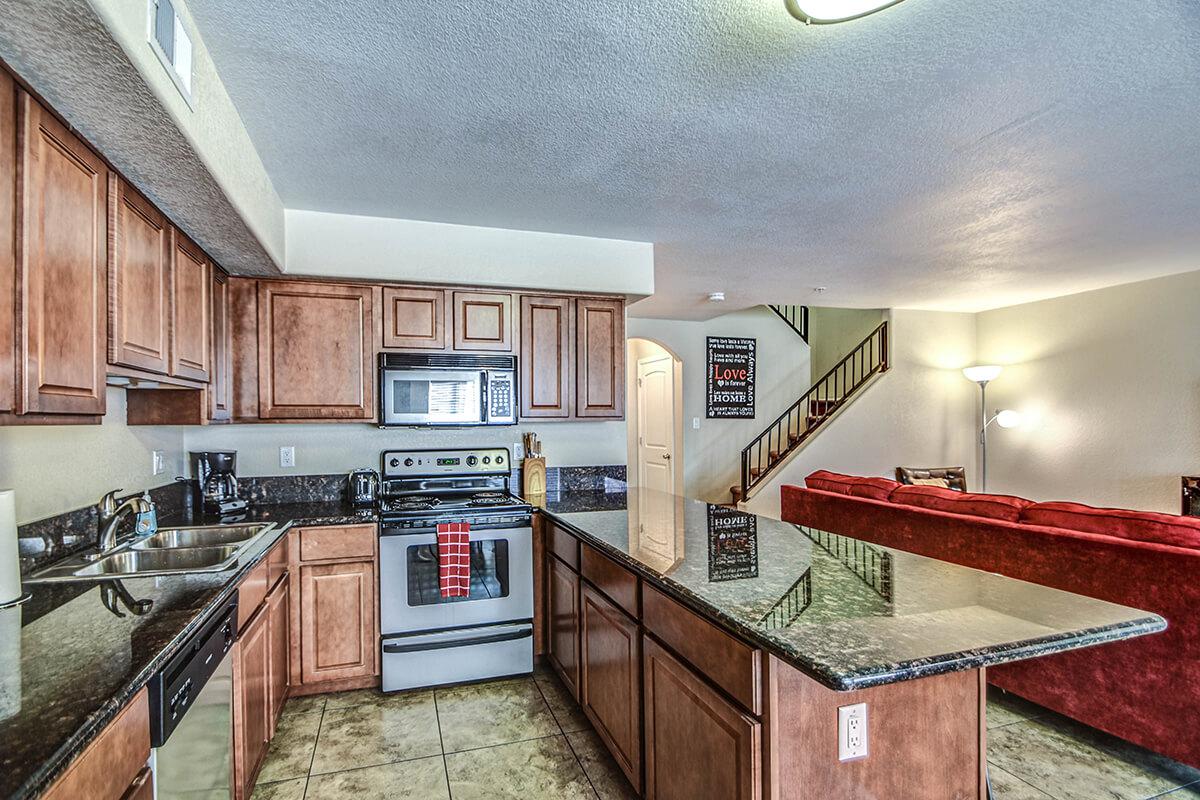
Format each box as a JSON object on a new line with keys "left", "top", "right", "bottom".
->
{"left": 383, "top": 626, "right": 532, "bottom": 654}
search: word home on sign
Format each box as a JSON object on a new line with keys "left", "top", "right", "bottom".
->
{"left": 706, "top": 336, "right": 756, "bottom": 419}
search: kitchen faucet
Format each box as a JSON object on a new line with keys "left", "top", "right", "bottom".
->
{"left": 97, "top": 490, "right": 151, "bottom": 555}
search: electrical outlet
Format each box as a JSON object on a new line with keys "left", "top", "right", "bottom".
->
{"left": 692, "top": 417, "right": 701, "bottom": 430}
{"left": 838, "top": 703, "right": 868, "bottom": 761}
{"left": 279, "top": 446, "right": 296, "bottom": 468}
{"left": 151, "top": 450, "right": 165, "bottom": 476}
{"left": 513, "top": 441, "right": 525, "bottom": 460}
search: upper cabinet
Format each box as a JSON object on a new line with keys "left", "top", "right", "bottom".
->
{"left": 0, "top": 71, "right": 15, "bottom": 415}
{"left": 209, "top": 269, "right": 233, "bottom": 421}
{"left": 15, "top": 92, "right": 109, "bottom": 416}
{"left": 256, "top": 280, "right": 375, "bottom": 420}
{"left": 452, "top": 290, "right": 513, "bottom": 352}
{"left": 108, "top": 179, "right": 171, "bottom": 374}
{"left": 382, "top": 286, "right": 446, "bottom": 350}
{"left": 519, "top": 294, "right": 625, "bottom": 421}
{"left": 169, "top": 229, "right": 211, "bottom": 382}
{"left": 575, "top": 298, "right": 625, "bottom": 418}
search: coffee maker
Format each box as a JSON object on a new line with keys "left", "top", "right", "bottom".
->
{"left": 190, "top": 451, "right": 248, "bottom": 514}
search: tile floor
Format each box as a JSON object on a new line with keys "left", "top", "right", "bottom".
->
{"left": 250, "top": 670, "right": 1200, "bottom": 800}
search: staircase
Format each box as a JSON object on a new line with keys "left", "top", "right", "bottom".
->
{"left": 731, "top": 320, "right": 889, "bottom": 503}
{"left": 768, "top": 305, "right": 809, "bottom": 343}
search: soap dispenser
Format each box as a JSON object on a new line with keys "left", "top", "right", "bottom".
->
{"left": 135, "top": 491, "right": 158, "bottom": 536}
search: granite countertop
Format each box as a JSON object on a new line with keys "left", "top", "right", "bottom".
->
{"left": 536, "top": 489, "right": 1167, "bottom": 691}
{"left": 0, "top": 499, "right": 366, "bottom": 800}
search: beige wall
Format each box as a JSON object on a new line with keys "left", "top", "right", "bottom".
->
{"left": 0, "top": 389, "right": 186, "bottom": 524}
{"left": 977, "top": 270, "right": 1200, "bottom": 512}
{"left": 743, "top": 309, "right": 979, "bottom": 519}
{"left": 807, "top": 307, "right": 886, "bottom": 381}
{"left": 182, "top": 421, "right": 626, "bottom": 478}
{"left": 627, "top": 307, "right": 812, "bottom": 504}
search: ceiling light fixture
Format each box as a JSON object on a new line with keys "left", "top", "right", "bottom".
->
{"left": 708, "top": 292, "right": 726, "bottom": 303}
{"left": 785, "top": 0, "right": 908, "bottom": 24}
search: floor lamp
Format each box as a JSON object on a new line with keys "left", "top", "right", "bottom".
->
{"left": 962, "top": 366, "right": 1021, "bottom": 492}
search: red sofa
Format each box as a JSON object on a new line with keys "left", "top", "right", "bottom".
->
{"left": 781, "top": 471, "right": 1200, "bottom": 769}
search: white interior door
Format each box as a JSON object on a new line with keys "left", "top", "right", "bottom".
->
{"left": 637, "top": 355, "right": 676, "bottom": 497}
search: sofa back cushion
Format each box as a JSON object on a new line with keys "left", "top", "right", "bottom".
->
{"left": 1022, "top": 502, "right": 1200, "bottom": 550}
{"left": 890, "top": 485, "right": 1032, "bottom": 523}
{"left": 805, "top": 471, "right": 900, "bottom": 502}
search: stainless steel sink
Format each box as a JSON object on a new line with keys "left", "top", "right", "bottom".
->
{"left": 24, "top": 521, "right": 279, "bottom": 583}
{"left": 131, "top": 524, "right": 270, "bottom": 550}
{"left": 71, "top": 545, "right": 242, "bottom": 577}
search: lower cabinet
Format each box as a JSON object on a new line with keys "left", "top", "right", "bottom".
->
{"left": 580, "top": 584, "right": 642, "bottom": 792}
{"left": 233, "top": 603, "right": 271, "bottom": 800}
{"left": 642, "top": 636, "right": 761, "bottom": 800}
{"left": 547, "top": 554, "right": 581, "bottom": 698}
{"left": 120, "top": 767, "right": 154, "bottom": 800}
{"left": 41, "top": 688, "right": 151, "bottom": 800}
{"left": 299, "top": 560, "right": 377, "bottom": 684}
{"left": 267, "top": 575, "right": 291, "bottom": 733}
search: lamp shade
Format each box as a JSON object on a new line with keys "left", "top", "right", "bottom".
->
{"left": 995, "top": 409, "right": 1023, "bottom": 429}
{"left": 962, "top": 365, "right": 1002, "bottom": 383}
{"left": 785, "top": 0, "right": 908, "bottom": 23}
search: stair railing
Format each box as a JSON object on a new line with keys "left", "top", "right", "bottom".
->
{"left": 768, "top": 305, "right": 809, "bottom": 343}
{"left": 738, "top": 320, "right": 889, "bottom": 500}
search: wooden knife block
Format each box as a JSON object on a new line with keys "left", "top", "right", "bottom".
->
{"left": 522, "top": 457, "right": 547, "bottom": 499}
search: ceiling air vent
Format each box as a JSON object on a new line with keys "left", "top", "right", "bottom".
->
{"left": 148, "top": 0, "right": 194, "bottom": 105}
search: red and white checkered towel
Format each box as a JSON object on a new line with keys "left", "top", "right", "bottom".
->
{"left": 437, "top": 521, "right": 471, "bottom": 598}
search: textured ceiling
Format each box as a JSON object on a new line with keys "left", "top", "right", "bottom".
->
{"left": 187, "top": 0, "right": 1200, "bottom": 319}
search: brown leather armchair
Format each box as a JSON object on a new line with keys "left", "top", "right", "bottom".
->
{"left": 895, "top": 466, "right": 968, "bottom": 492}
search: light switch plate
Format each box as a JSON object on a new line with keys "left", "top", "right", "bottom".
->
{"left": 513, "top": 441, "right": 525, "bottom": 460}
{"left": 692, "top": 417, "right": 701, "bottom": 430}
{"left": 838, "top": 703, "right": 868, "bottom": 761}
{"left": 151, "top": 450, "right": 165, "bottom": 476}
{"left": 279, "top": 446, "right": 296, "bottom": 468}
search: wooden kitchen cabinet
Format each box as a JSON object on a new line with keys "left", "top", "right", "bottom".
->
{"left": 15, "top": 92, "right": 109, "bottom": 416}
{"left": 580, "top": 583, "right": 642, "bottom": 791}
{"left": 267, "top": 573, "right": 290, "bottom": 733}
{"left": 452, "top": 290, "right": 513, "bottom": 351}
{"left": 233, "top": 603, "right": 271, "bottom": 800}
{"left": 0, "top": 69, "right": 14, "bottom": 414}
{"left": 208, "top": 268, "right": 233, "bottom": 420}
{"left": 41, "top": 688, "right": 151, "bottom": 800}
{"left": 169, "top": 228, "right": 211, "bottom": 382}
{"left": 547, "top": 553, "right": 582, "bottom": 699}
{"left": 108, "top": 178, "right": 171, "bottom": 374}
{"left": 519, "top": 294, "right": 571, "bottom": 418}
{"left": 575, "top": 297, "right": 625, "bottom": 418}
{"left": 257, "top": 280, "right": 375, "bottom": 419}
{"left": 299, "top": 560, "right": 377, "bottom": 684}
{"left": 382, "top": 286, "right": 446, "bottom": 349}
{"left": 643, "top": 636, "right": 761, "bottom": 800}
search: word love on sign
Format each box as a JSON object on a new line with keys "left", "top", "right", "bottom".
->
{"left": 706, "top": 336, "right": 756, "bottom": 418}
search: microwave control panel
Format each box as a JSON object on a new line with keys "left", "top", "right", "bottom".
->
{"left": 487, "top": 371, "right": 517, "bottom": 424}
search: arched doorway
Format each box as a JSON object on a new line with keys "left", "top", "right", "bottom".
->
{"left": 626, "top": 338, "right": 684, "bottom": 498}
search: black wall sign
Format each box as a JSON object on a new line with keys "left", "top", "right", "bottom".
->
{"left": 707, "top": 505, "right": 759, "bottom": 582}
{"left": 706, "top": 336, "right": 756, "bottom": 418}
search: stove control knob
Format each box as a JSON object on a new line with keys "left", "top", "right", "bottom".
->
{"left": 389, "top": 458, "right": 400, "bottom": 468}
{"left": 496, "top": 454, "right": 505, "bottom": 465}
{"left": 482, "top": 456, "right": 491, "bottom": 465}
{"left": 404, "top": 458, "right": 414, "bottom": 467}
{"left": 466, "top": 455, "right": 479, "bottom": 467}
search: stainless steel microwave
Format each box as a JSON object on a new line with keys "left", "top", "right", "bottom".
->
{"left": 379, "top": 353, "right": 517, "bottom": 427}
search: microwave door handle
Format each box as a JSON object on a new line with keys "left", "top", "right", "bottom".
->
{"left": 480, "top": 371, "right": 490, "bottom": 423}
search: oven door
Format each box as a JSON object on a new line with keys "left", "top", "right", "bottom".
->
{"left": 381, "top": 368, "right": 486, "bottom": 426}
{"left": 379, "top": 524, "right": 533, "bottom": 635}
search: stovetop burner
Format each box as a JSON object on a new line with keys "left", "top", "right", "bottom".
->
{"left": 468, "top": 495, "right": 511, "bottom": 507}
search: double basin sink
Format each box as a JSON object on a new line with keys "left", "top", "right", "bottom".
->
{"left": 28, "top": 523, "right": 276, "bottom": 583}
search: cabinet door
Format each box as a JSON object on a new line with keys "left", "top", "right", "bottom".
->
{"left": 519, "top": 295, "right": 571, "bottom": 418}
{"left": 120, "top": 767, "right": 154, "bottom": 800}
{"left": 1, "top": 71, "right": 17, "bottom": 413}
{"left": 299, "top": 560, "right": 377, "bottom": 683}
{"left": 547, "top": 554, "right": 581, "bottom": 699}
{"left": 108, "top": 179, "right": 170, "bottom": 374}
{"left": 16, "top": 93, "right": 108, "bottom": 415}
{"left": 643, "top": 636, "right": 761, "bottom": 800}
{"left": 452, "top": 290, "right": 513, "bottom": 351}
{"left": 169, "top": 228, "right": 211, "bottom": 381}
{"left": 257, "top": 281, "right": 375, "bottom": 419}
{"left": 575, "top": 298, "right": 625, "bottom": 418}
{"left": 382, "top": 286, "right": 446, "bottom": 349}
{"left": 267, "top": 574, "right": 290, "bottom": 733}
{"left": 208, "top": 269, "right": 232, "bottom": 420}
{"left": 233, "top": 606, "right": 271, "bottom": 800}
{"left": 581, "top": 583, "right": 642, "bottom": 791}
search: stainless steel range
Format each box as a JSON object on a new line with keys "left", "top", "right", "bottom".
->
{"left": 378, "top": 447, "right": 533, "bottom": 691}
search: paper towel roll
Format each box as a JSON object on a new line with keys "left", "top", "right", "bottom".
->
{"left": 0, "top": 605, "right": 20, "bottom": 721}
{"left": 0, "top": 490, "right": 20, "bottom": 605}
